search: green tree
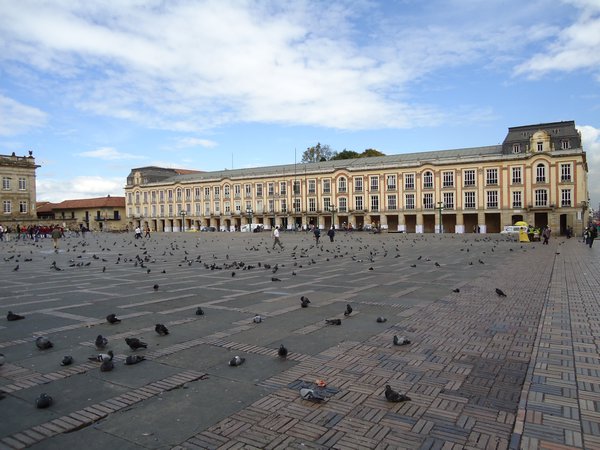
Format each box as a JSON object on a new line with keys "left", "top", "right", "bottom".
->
{"left": 331, "top": 149, "right": 360, "bottom": 160}
{"left": 361, "top": 148, "right": 385, "bottom": 157}
{"left": 301, "top": 143, "right": 333, "bottom": 163}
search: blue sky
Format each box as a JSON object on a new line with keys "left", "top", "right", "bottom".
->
{"left": 1, "top": 0, "right": 599, "bottom": 208}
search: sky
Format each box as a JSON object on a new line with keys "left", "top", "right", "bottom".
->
{"left": 0, "top": 0, "right": 599, "bottom": 209}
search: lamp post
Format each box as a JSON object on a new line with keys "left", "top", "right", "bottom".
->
{"left": 436, "top": 202, "right": 444, "bottom": 234}
{"left": 330, "top": 204, "right": 337, "bottom": 229}
{"left": 246, "top": 207, "right": 253, "bottom": 231}
{"left": 180, "top": 210, "right": 186, "bottom": 232}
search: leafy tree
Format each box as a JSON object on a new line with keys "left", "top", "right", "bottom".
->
{"left": 331, "top": 149, "right": 360, "bottom": 160}
{"left": 361, "top": 148, "right": 385, "bottom": 157}
{"left": 301, "top": 143, "right": 333, "bottom": 163}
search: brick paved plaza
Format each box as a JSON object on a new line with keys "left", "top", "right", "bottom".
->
{"left": 1, "top": 230, "right": 599, "bottom": 449}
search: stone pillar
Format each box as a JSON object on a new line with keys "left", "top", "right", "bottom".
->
{"left": 455, "top": 213, "right": 465, "bottom": 234}
{"left": 398, "top": 213, "right": 405, "bottom": 232}
{"left": 416, "top": 212, "right": 423, "bottom": 234}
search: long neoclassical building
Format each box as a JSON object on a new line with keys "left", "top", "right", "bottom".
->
{"left": 125, "top": 121, "right": 589, "bottom": 235}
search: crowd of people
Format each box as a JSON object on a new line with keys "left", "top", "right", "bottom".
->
{"left": 0, "top": 223, "right": 91, "bottom": 243}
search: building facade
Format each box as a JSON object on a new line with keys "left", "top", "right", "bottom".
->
{"left": 37, "top": 196, "right": 126, "bottom": 232}
{"left": 0, "top": 151, "right": 39, "bottom": 226}
{"left": 125, "top": 121, "right": 589, "bottom": 235}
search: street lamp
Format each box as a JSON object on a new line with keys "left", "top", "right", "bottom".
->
{"left": 246, "top": 207, "right": 253, "bottom": 231}
{"left": 330, "top": 204, "right": 337, "bottom": 229}
{"left": 180, "top": 210, "right": 186, "bottom": 232}
{"left": 436, "top": 202, "right": 444, "bottom": 233}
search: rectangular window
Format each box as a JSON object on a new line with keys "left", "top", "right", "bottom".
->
{"left": 560, "top": 164, "right": 572, "bottom": 182}
{"left": 194, "top": 203, "right": 200, "bottom": 214}
{"left": 370, "top": 196, "right": 379, "bottom": 211}
{"left": 486, "top": 190, "right": 498, "bottom": 209}
{"left": 537, "top": 141, "right": 543, "bottom": 152}
{"left": 280, "top": 199, "right": 287, "bottom": 213}
{"left": 387, "top": 195, "right": 397, "bottom": 210}
{"left": 486, "top": 168, "right": 498, "bottom": 185}
{"left": 370, "top": 176, "right": 379, "bottom": 191}
{"left": 268, "top": 199, "right": 274, "bottom": 212}
{"left": 176, "top": 189, "right": 182, "bottom": 201}
{"left": 2, "top": 177, "right": 10, "bottom": 190}
{"left": 308, "top": 198, "right": 316, "bottom": 212}
{"left": 405, "top": 194, "right": 415, "bottom": 210}
{"left": 293, "top": 198, "right": 301, "bottom": 212}
{"left": 292, "top": 181, "right": 300, "bottom": 195}
{"left": 512, "top": 167, "right": 522, "bottom": 184}
{"left": 281, "top": 182, "right": 288, "bottom": 195}
{"left": 194, "top": 188, "right": 200, "bottom": 200}
{"left": 338, "top": 197, "right": 347, "bottom": 212}
{"left": 386, "top": 174, "right": 397, "bottom": 190}
{"left": 204, "top": 203, "right": 210, "bottom": 215}
{"left": 18, "top": 177, "right": 26, "bottom": 190}
{"left": 423, "top": 171, "right": 433, "bottom": 189}
{"left": 234, "top": 201, "right": 241, "bottom": 213}
{"left": 561, "top": 189, "right": 571, "bottom": 207}
{"left": 354, "top": 177, "right": 363, "bottom": 192}
{"left": 536, "top": 164, "right": 546, "bottom": 183}
{"left": 185, "top": 188, "right": 191, "bottom": 200}
{"left": 167, "top": 189, "right": 173, "bottom": 201}
{"left": 160, "top": 204, "right": 165, "bottom": 216}
{"left": 404, "top": 173, "right": 415, "bottom": 190}
{"left": 512, "top": 143, "right": 521, "bottom": 153}
{"left": 464, "top": 169, "right": 476, "bottom": 187}
{"left": 322, "top": 179, "right": 331, "bottom": 194}
{"left": 152, "top": 191, "right": 157, "bottom": 203}
{"left": 355, "top": 196, "right": 363, "bottom": 211}
{"left": 338, "top": 177, "right": 347, "bottom": 193}
{"left": 224, "top": 202, "right": 231, "bottom": 213}
{"left": 168, "top": 204, "right": 173, "bottom": 216}
{"left": 214, "top": 201, "right": 220, "bottom": 213}
{"left": 152, "top": 205, "right": 156, "bottom": 216}
{"left": 561, "top": 140, "right": 570, "bottom": 150}
{"left": 268, "top": 183, "right": 274, "bottom": 196}
{"left": 464, "top": 192, "right": 476, "bottom": 209}
{"left": 535, "top": 189, "right": 548, "bottom": 207}
{"left": 245, "top": 184, "right": 251, "bottom": 197}
{"left": 442, "top": 171, "right": 454, "bottom": 188}
{"left": 512, "top": 191, "right": 522, "bottom": 208}
{"left": 423, "top": 193, "right": 434, "bottom": 209}
{"left": 256, "top": 183, "right": 263, "bottom": 196}
{"left": 19, "top": 201, "right": 27, "bottom": 213}
{"left": 323, "top": 197, "right": 331, "bottom": 211}
{"left": 214, "top": 186, "right": 220, "bottom": 198}
{"left": 443, "top": 192, "right": 454, "bottom": 209}
{"left": 308, "top": 179, "right": 316, "bottom": 194}
{"left": 204, "top": 187, "right": 210, "bottom": 198}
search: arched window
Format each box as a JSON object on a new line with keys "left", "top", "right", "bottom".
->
{"left": 536, "top": 163, "right": 546, "bottom": 183}
{"left": 423, "top": 171, "right": 433, "bottom": 189}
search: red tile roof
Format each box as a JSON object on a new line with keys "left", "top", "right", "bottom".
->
{"left": 53, "top": 196, "right": 125, "bottom": 210}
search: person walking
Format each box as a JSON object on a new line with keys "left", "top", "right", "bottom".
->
{"left": 542, "top": 226, "right": 551, "bottom": 245}
{"left": 588, "top": 226, "right": 597, "bottom": 248}
{"left": 314, "top": 226, "right": 321, "bottom": 244}
{"left": 327, "top": 226, "right": 335, "bottom": 242}
{"left": 51, "top": 225, "right": 62, "bottom": 252}
{"left": 145, "top": 226, "right": 151, "bottom": 238}
{"left": 272, "top": 226, "right": 284, "bottom": 250}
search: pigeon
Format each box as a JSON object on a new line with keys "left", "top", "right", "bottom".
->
{"left": 393, "top": 335, "right": 411, "bottom": 346}
{"left": 384, "top": 385, "right": 411, "bottom": 402}
{"left": 195, "top": 307, "right": 204, "bottom": 316}
{"left": 299, "top": 388, "right": 325, "bottom": 402}
{"left": 325, "top": 318, "right": 342, "bottom": 325}
{"left": 410, "top": 264, "right": 416, "bottom": 268}
{"left": 271, "top": 277, "right": 281, "bottom": 282}
{"left": 155, "top": 324, "right": 169, "bottom": 336}
{"left": 95, "top": 334, "right": 108, "bottom": 349}
{"left": 125, "top": 355, "right": 145, "bottom": 365}
{"left": 376, "top": 317, "right": 387, "bottom": 323}
{"left": 106, "top": 313, "right": 121, "bottom": 324}
{"left": 434, "top": 262, "right": 440, "bottom": 267}
{"left": 278, "top": 344, "right": 288, "bottom": 358}
{"left": 253, "top": 315, "right": 263, "bottom": 323}
{"left": 100, "top": 359, "right": 114, "bottom": 372}
{"left": 344, "top": 304, "right": 353, "bottom": 316}
{"left": 300, "top": 296, "right": 310, "bottom": 308}
{"left": 60, "top": 355, "right": 73, "bottom": 366}
{"left": 35, "top": 393, "right": 53, "bottom": 409}
{"left": 13, "top": 264, "right": 19, "bottom": 272}
{"left": 125, "top": 337, "right": 148, "bottom": 350}
{"left": 0, "top": 353, "right": 5, "bottom": 366}
{"left": 89, "top": 350, "right": 114, "bottom": 362}
{"left": 153, "top": 284, "right": 159, "bottom": 290}
{"left": 35, "top": 336, "right": 53, "bottom": 350}
{"left": 7, "top": 311, "right": 25, "bottom": 321}
{"left": 228, "top": 355, "right": 245, "bottom": 366}
{"left": 452, "top": 288, "right": 460, "bottom": 293}
{"left": 495, "top": 288, "right": 507, "bottom": 297}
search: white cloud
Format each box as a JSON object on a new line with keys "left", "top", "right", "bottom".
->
{"left": 36, "top": 175, "right": 124, "bottom": 203}
{"left": 78, "top": 147, "right": 142, "bottom": 160}
{"left": 515, "top": 1, "right": 600, "bottom": 78}
{"left": 0, "top": 94, "right": 47, "bottom": 136}
{"left": 176, "top": 137, "right": 217, "bottom": 149}
{"left": 579, "top": 125, "right": 600, "bottom": 209}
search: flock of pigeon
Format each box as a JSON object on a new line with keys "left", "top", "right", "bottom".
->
{"left": 2, "top": 233, "right": 513, "bottom": 410}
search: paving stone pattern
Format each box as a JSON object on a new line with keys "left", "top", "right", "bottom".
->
{"left": 0, "top": 231, "right": 598, "bottom": 449}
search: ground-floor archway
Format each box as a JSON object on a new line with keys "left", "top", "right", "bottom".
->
{"left": 441, "top": 214, "right": 456, "bottom": 233}
{"left": 404, "top": 214, "right": 416, "bottom": 233}
{"left": 423, "top": 214, "right": 435, "bottom": 233}
{"left": 463, "top": 214, "right": 478, "bottom": 233}
{"left": 485, "top": 213, "right": 501, "bottom": 233}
